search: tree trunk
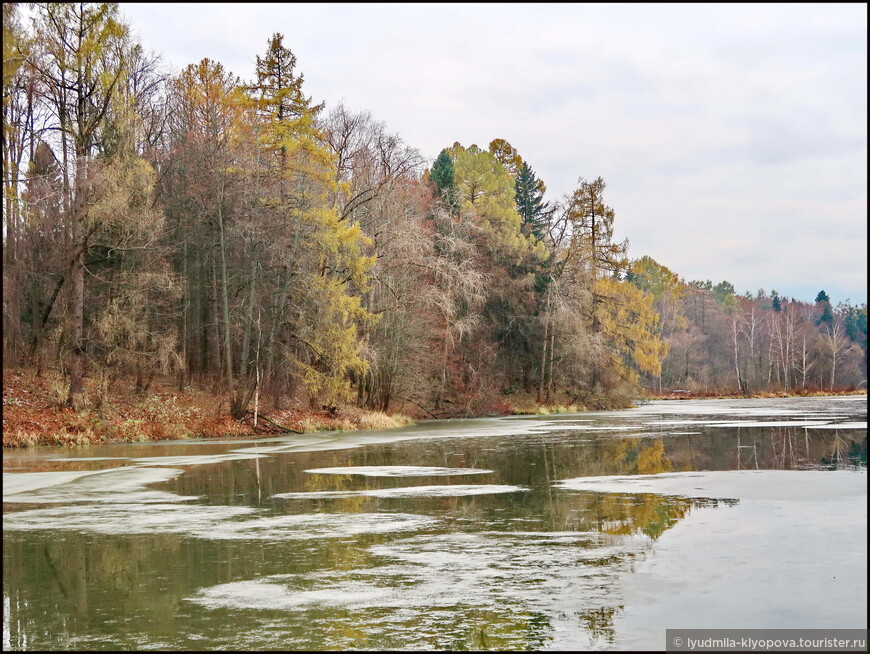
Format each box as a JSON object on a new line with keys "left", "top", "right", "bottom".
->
{"left": 546, "top": 329, "right": 556, "bottom": 403}
{"left": 239, "top": 254, "right": 258, "bottom": 379}
{"left": 180, "top": 239, "right": 189, "bottom": 376}
{"left": 66, "top": 251, "right": 85, "bottom": 408}
{"left": 210, "top": 258, "right": 222, "bottom": 384}
{"left": 28, "top": 275, "right": 65, "bottom": 363}
{"left": 437, "top": 313, "right": 450, "bottom": 410}
{"left": 262, "top": 265, "right": 292, "bottom": 390}
{"left": 537, "top": 309, "right": 549, "bottom": 404}
{"left": 217, "top": 196, "right": 242, "bottom": 418}
{"left": 731, "top": 316, "right": 743, "bottom": 394}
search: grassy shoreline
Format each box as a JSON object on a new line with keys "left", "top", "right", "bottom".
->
{"left": 2, "top": 368, "right": 865, "bottom": 449}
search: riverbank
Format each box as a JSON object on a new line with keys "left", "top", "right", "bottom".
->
{"left": 3, "top": 368, "right": 865, "bottom": 448}
{"left": 2, "top": 368, "right": 415, "bottom": 449}
{"left": 0, "top": 366, "right": 636, "bottom": 449}
{"left": 643, "top": 388, "right": 867, "bottom": 401}
{"left": 504, "top": 388, "right": 866, "bottom": 415}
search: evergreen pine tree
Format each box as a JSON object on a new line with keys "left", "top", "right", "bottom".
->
{"left": 817, "top": 304, "right": 834, "bottom": 325}
{"left": 844, "top": 307, "right": 860, "bottom": 342}
{"left": 514, "top": 162, "right": 548, "bottom": 241}
{"left": 712, "top": 280, "right": 736, "bottom": 306}
{"left": 430, "top": 149, "right": 458, "bottom": 214}
{"left": 771, "top": 290, "right": 782, "bottom": 312}
{"left": 815, "top": 290, "right": 834, "bottom": 325}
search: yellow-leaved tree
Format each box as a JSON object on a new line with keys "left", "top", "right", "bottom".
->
{"left": 628, "top": 256, "right": 687, "bottom": 391}
{"left": 592, "top": 276, "right": 668, "bottom": 386}
{"left": 247, "top": 34, "right": 375, "bottom": 410}
{"left": 544, "top": 176, "right": 667, "bottom": 405}
{"left": 450, "top": 143, "right": 544, "bottom": 266}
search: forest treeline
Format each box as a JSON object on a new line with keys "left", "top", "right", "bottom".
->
{"left": 3, "top": 4, "right": 866, "bottom": 420}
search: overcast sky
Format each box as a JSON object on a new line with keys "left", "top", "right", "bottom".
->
{"left": 120, "top": 2, "right": 867, "bottom": 304}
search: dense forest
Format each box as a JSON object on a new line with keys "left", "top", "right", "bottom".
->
{"left": 3, "top": 4, "right": 867, "bottom": 422}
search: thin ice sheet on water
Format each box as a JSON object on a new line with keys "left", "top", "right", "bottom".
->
{"left": 3, "top": 468, "right": 121, "bottom": 496}
{"left": 528, "top": 424, "right": 645, "bottom": 432}
{"left": 3, "top": 502, "right": 255, "bottom": 534}
{"left": 701, "top": 420, "right": 834, "bottom": 428}
{"left": 538, "top": 419, "right": 595, "bottom": 424}
{"left": 45, "top": 457, "right": 130, "bottom": 462}
{"left": 130, "top": 453, "right": 269, "bottom": 466}
{"left": 643, "top": 418, "right": 840, "bottom": 426}
{"left": 304, "top": 465, "right": 493, "bottom": 477}
{"left": 239, "top": 418, "right": 558, "bottom": 455}
{"left": 210, "top": 512, "right": 438, "bottom": 540}
{"left": 554, "top": 469, "right": 867, "bottom": 501}
{"left": 626, "top": 397, "right": 862, "bottom": 419}
{"left": 188, "top": 529, "right": 646, "bottom": 619}
{"left": 231, "top": 440, "right": 334, "bottom": 454}
{"left": 2, "top": 466, "right": 196, "bottom": 504}
{"left": 3, "top": 503, "right": 436, "bottom": 540}
{"left": 272, "top": 484, "right": 527, "bottom": 500}
{"left": 190, "top": 579, "right": 394, "bottom": 611}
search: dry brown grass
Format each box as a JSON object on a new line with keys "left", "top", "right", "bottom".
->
{"left": 645, "top": 388, "right": 867, "bottom": 401}
{"left": 504, "top": 389, "right": 635, "bottom": 415}
{"left": 2, "top": 367, "right": 417, "bottom": 448}
{"left": 352, "top": 410, "right": 414, "bottom": 430}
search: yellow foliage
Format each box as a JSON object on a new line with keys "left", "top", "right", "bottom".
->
{"left": 86, "top": 156, "right": 159, "bottom": 237}
{"left": 451, "top": 144, "right": 544, "bottom": 266}
{"left": 594, "top": 277, "right": 669, "bottom": 379}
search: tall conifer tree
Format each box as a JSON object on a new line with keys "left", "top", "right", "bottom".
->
{"left": 430, "top": 149, "right": 458, "bottom": 214}
{"left": 514, "top": 162, "right": 548, "bottom": 241}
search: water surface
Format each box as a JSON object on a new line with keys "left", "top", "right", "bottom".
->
{"left": 3, "top": 396, "right": 866, "bottom": 650}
